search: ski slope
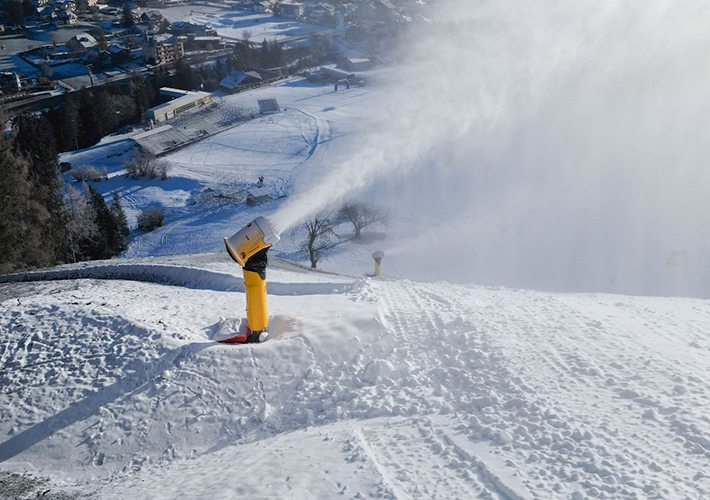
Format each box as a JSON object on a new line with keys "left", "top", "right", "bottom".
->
{"left": 1, "top": 255, "right": 709, "bottom": 499}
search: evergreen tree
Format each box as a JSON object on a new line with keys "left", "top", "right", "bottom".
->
{"left": 260, "top": 39, "right": 270, "bottom": 68}
{"left": 86, "top": 185, "right": 120, "bottom": 260}
{"left": 65, "top": 183, "right": 97, "bottom": 263}
{"left": 12, "top": 113, "right": 71, "bottom": 267}
{"left": 110, "top": 192, "right": 129, "bottom": 253}
{"left": 122, "top": 1, "right": 134, "bottom": 27}
{"left": 271, "top": 42, "right": 285, "bottom": 68}
{"left": 78, "top": 90, "right": 109, "bottom": 147}
{"left": 0, "top": 132, "right": 31, "bottom": 273}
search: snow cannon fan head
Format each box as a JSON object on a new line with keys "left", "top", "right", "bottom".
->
{"left": 225, "top": 216, "right": 280, "bottom": 267}
{"left": 372, "top": 250, "right": 384, "bottom": 265}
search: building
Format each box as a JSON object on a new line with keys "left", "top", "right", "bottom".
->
{"left": 143, "top": 33, "right": 186, "bottom": 64}
{"left": 0, "top": 72, "right": 21, "bottom": 95}
{"left": 145, "top": 90, "right": 211, "bottom": 124}
{"left": 56, "top": 10, "right": 78, "bottom": 24}
{"left": 218, "top": 70, "right": 263, "bottom": 93}
{"left": 55, "top": 0, "right": 77, "bottom": 11}
{"left": 342, "top": 57, "right": 371, "bottom": 71}
{"left": 76, "top": 0, "right": 98, "bottom": 9}
{"left": 252, "top": 2, "right": 270, "bottom": 13}
{"left": 139, "top": 10, "right": 163, "bottom": 24}
{"left": 67, "top": 33, "right": 98, "bottom": 54}
{"left": 278, "top": 2, "right": 304, "bottom": 18}
{"left": 170, "top": 21, "right": 217, "bottom": 37}
{"left": 188, "top": 36, "right": 226, "bottom": 51}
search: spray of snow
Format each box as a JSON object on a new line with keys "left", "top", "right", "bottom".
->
{"left": 273, "top": 0, "right": 710, "bottom": 297}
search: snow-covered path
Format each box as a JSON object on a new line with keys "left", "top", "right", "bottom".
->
{"left": 1, "top": 258, "right": 709, "bottom": 499}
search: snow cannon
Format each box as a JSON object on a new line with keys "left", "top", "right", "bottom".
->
{"left": 372, "top": 250, "right": 384, "bottom": 277}
{"left": 222, "top": 216, "right": 280, "bottom": 343}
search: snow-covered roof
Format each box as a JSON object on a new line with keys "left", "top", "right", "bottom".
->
{"left": 159, "top": 87, "right": 189, "bottom": 97}
{"left": 219, "top": 70, "right": 262, "bottom": 90}
{"left": 70, "top": 33, "right": 98, "bottom": 49}
{"left": 146, "top": 91, "right": 211, "bottom": 118}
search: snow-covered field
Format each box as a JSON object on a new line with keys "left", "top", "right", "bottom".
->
{"left": 158, "top": 5, "right": 330, "bottom": 42}
{"left": 60, "top": 77, "right": 390, "bottom": 273}
{"left": 1, "top": 255, "right": 709, "bottom": 499}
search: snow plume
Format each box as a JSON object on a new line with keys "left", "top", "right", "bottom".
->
{"left": 275, "top": 0, "right": 710, "bottom": 297}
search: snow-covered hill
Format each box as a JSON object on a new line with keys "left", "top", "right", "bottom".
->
{"left": 1, "top": 255, "right": 709, "bottom": 499}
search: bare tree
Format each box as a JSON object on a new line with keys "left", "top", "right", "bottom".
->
{"left": 137, "top": 206, "right": 164, "bottom": 231}
{"left": 338, "top": 201, "right": 388, "bottom": 238}
{"left": 300, "top": 212, "right": 338, "bottom": 268}
{"left": 125, "top": 148, "right": 170, "bottom": 180}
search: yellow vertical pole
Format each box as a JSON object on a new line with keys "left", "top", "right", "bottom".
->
{"left": 243, "top": 269, "right": 268, "bottom": 332}
{"left": 372, "top": 250, "right": 384, "bottom": 278}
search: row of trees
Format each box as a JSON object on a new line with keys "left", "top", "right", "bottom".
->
{"left": 0, "top": 114, "right": 130, "bottom": 274}
{"left": 301, "top": 202, "right": 388, "bottom": 269}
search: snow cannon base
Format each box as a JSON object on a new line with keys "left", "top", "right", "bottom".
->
{"left": 213, "top": 318, "right": 269, "bottom": 343}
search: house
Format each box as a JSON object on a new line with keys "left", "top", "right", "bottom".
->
{"left": 188, "top": 36, "right": 225, "bottom": 51}
{"left": 107, "top": 42, "right": 131, "bottom": 63}
{"left": 143, "top": 33, "right": 186, "bottom": 64}
{"left": 218, "top": 70, "right": 263, "bottom": 93}
{"left": 55, "top": 0, "right": 77, "bottom": 11}
{"left": 76, "top": 0, "right": 97, "bottom": 10}
{"left": 170, "top": 21, "right": 217, "bottom": 37}
{"left": 67, "top": 33, "right": 98, "bottom": 53}
{"left": 56, "top": 10, "right": 78, "bottom": 24}
{"left": 37, "top": 5, "right": 55, "bottom": 21}
{"left": 139, "top": 10, "right": 163, "bottom": 26}
{"left": 252, "top": 1, "right": 270, "bottom": 13}
{"left": 306, "top": 2, "right": 336, "bottom": 26}
{"left": 278, "top": 2, "right": 304, "bottom": 18}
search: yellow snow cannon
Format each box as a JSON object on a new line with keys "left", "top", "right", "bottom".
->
{"left": 372, "top": 250, "right": 384, "bottom": 277}
{"left": 222, "top": 216, "right": 280, "bottom": 343}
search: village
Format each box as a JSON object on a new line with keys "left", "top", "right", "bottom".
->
{"left": 0, "top": 0, "right": 424, "bottom": 114}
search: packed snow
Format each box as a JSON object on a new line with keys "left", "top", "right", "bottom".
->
{"left": 1, "top": 255, "right": 709, "bottom": 499}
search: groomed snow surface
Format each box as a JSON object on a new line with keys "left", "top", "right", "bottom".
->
{"left": 1, "top": 254, "right": 710, "bottom": 499}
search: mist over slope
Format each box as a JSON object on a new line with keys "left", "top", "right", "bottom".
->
{"left": 274, "top": 0, "right": 710, "bottom": 298}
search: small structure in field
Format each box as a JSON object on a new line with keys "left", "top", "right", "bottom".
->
{"left": 258, "top": 98, "right": 280, "bottom": 114}
{"left": 246, "top": 186, "right": 272, "bottom": 206}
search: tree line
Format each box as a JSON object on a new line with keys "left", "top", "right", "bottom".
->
{"left": 0, "top": 114, "right": 129, "bottom": 274}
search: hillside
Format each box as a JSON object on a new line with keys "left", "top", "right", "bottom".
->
{"left": 1, "top": 255, "right": 709, "bottom": 499}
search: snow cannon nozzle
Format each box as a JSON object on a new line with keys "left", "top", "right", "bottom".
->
{"left": 372, "top": 250, "right": 384, "bottom": 277}
{"left": 372, "top": 250, "right": 384, "bottom": 265}
{"left": 224, "top": 216, "right": 280, "bottom": 268}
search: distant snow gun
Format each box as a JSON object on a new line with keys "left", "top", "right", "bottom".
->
{"left": 220, "top": 216, "right": 280, "bottom": 343}
{"left": 372, "top": 250, "right": 384, "bottom": 277}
